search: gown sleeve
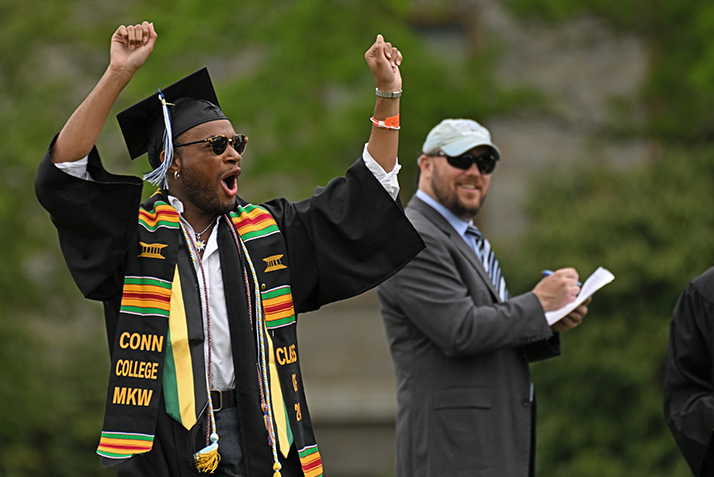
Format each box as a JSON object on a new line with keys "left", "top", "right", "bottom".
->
{"left": 664, "top": 269, "right": 714, "bottom": 476}
{"left": 34, "top": 136, "right": 144, "bottom": 301}
{"left": 262, "top": 157, "right": 424, "bottom": 313}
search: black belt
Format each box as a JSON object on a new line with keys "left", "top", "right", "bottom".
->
{"left": 210, "top": 389, "right": 236, "bottom": 411}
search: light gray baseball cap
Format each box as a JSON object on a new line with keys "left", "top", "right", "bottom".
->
{"left": 421, "top": 119, "right": 501, "bottom": 159}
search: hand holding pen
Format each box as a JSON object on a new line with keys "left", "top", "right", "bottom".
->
{"left": 532, "top": 268, "right": 581, "bottom": 313}
{"left": 542, "top": 269, "right": 581, "bottom": 287}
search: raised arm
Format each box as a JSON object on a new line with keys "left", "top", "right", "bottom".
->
{"left": 51, "top": 22, "right": 157, "bottom": 164}
{"left": 364, "top": 34, "right": 402, "bottom": 173}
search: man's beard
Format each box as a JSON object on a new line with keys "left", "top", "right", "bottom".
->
{"left": 431, "top": 174, "right": 484, "bottom": 220}
{"left": 181, "top": 167, "right": 236, "bottom": 216}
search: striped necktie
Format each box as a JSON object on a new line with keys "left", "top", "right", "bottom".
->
{"left": 465, "top": 225, "right": 509, "bottom": 301}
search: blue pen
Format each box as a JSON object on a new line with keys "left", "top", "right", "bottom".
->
{"left": 541, "top": 269, "right": 581, "bottom": 287}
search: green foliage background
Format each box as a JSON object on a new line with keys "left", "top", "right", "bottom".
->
{"left": 506, "top": 148, "right": 714, "bottom": 476}
{"left": 1, "top": 0, "right": 711, "bottom": 475}
{"left": 503, "top": 0, "right": 714, "bottom": 475}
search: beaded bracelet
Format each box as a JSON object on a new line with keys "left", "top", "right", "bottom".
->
{"left": 370, "top": 114, "right": 400, "bottom": 130}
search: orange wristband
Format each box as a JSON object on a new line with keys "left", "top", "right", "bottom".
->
{"left": 370, "top": 114, "right": 400, "bottom": 130}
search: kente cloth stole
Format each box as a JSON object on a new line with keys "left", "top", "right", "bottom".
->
{"left": 230, "top": 204, "right": 324, "bottom": 477}
{"left": 96, "top": 195, "right": 323, "bottom": 477}
{"left": 97, "top": 195, "right": 179, "bottom": 465}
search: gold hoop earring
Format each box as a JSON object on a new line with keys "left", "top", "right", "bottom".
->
{"left": 174, "top": 170, "right": 180, "bottom": 180}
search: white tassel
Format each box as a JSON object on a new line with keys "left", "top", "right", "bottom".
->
{"left": 143, "top": 90, "right": 174, "bottom": 188}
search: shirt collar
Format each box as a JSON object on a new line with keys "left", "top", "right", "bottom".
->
{"left": 167, "top": 194, "right": 220, "bottom": 258}
{"left": 168, "top": 194, "right": 184, "bottom": 214}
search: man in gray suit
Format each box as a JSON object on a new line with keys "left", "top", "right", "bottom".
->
{"left": 377, "top": 119, "right": 590, "bottom": 477}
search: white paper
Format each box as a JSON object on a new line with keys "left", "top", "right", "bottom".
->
{"left": 545, "top": 266, "right": 615, "bottom": 325}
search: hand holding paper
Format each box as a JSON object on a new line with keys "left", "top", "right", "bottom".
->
{"left": 545, "top": 267, "right": 615, "bottom": 325}
{"left": 532, "top": 267, "right": 582, "bottom": 313}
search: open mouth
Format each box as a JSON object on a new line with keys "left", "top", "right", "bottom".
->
{"left": 221, "top": 170, "right": 240, "bottom": 197}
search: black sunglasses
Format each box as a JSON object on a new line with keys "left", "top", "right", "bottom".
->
{"left": 431, "top": 150, "right": 497, "bottom": 174}
{"left": 174, "top": 134, "right": 248, "bottom": 156}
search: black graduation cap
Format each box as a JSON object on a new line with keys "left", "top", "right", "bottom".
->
{"left": 117, "top": 67, "right": 228, "bottom": 169}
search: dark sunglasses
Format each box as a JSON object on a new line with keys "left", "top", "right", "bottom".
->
{"left": 431, "top": 150, "right": 497, "bottom": 174}
{"left": 174, "top": 134, "right": 248, "bottom": 156}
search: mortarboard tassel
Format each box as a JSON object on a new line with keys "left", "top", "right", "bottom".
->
{"left": 142, "top": 90, "right": 174, "bottom": 189}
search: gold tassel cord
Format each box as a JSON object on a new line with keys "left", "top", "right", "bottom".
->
{"left": 194, "top": 433, "right": 221, "bottom": 474}
{"left": 225, "top": 214, "right": 283, "bottom": 476}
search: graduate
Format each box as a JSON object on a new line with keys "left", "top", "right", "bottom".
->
{"left": 35, "top": 22, "right": 423, "bottom": 477}
{"left": 664, "top": 268, "right": 714, "bottom": 477}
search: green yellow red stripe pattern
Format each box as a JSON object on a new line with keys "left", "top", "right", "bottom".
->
{"left": 162, "top": 266, "right": 200, "bottom": 430}
{"left": 138, "top": 200, "right": 180, "bottom": 231}
{"left": 120, "top": 276, "right": 172, "bottom": 317}
{"left": 267, "top": 331, "right": 294, "bottom": 457}
{"left": 230, "top": 204, "right": 280, "bottom": 242}
{"left": 262, "top": 285, "right": 296, "bottom": 329}
{"left": 97, "top": 431, "right": 154, "bottom": 459}
{"left": 298, "top": 445, "right": 324, "bottom": 477}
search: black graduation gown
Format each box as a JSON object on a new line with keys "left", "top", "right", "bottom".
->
{"left": 664, "top": 268, "right": 714, "bottom": 476}
{"left": 34, "top": 138, "right": 424, "bottom": 477}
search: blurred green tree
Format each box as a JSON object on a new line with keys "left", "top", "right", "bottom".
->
{"left": 508, "top": 0, "right": 714, "bottom": 143}
{"left": 499, "top": 0, "right": 714, "bottom": 474}
{"left": 504, "top": 147, "right": 714, "bottom": 476}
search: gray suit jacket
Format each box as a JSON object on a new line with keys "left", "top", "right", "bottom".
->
{"left": 378, "top": 195, "right": 560, "bottom": 477}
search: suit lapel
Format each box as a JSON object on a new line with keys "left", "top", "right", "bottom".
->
{"left": 408, "top": 196, "right": 501, "bottom": 302}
